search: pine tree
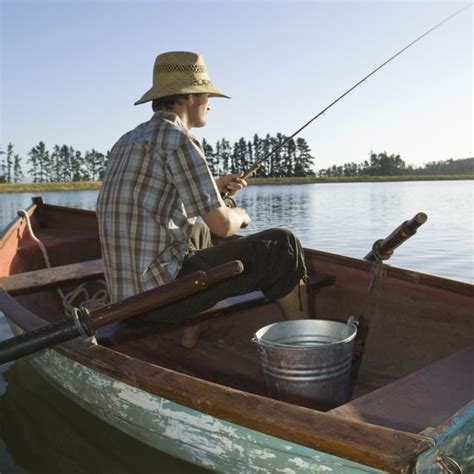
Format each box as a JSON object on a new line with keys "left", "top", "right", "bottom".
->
{"left": 36, "top": 142, "right": 50, "bottom": 182}
{"left": 234, "top": 137, "right": 248, "bottom": 172}
{"left": 283, "top": 138, "right": 296, "bottom": 177}
{"left": 252, "top": 134, "right": 265, "bottom": 177}
{"left": 220, "top": 139, "right": 232, "bottom": 175}
{"left": 13, "top": 154, "right": 23, "bottom": 182}
{"left": 71, "top": 150, "right": 84, "bottom": 181}
{"left": 5, "top": 143, "right": 14, "bottom": 183}
{"left": 27, "top": 146, "right": 39, "bottom": 182}
{"left": 0, "top": 148, "right": 5, "bottom": 183}
{"left": 202, "top": 139, "right": 218, "bottom": 176}
{"left": 261, "top": 134, "right": 272, "bottom": 177}
{"left": 295, "top": 138, "right": 315, "bottom": 176}
{"left": 85, "top": 149, "right": 106, "bottom": 181}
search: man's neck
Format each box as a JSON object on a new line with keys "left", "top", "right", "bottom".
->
{"left": 172, "top": 106, "right": 192, "bottom": 130}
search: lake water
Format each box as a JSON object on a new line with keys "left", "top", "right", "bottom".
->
{"left": 0, "top": 180, "right": 473, "bottom": 472}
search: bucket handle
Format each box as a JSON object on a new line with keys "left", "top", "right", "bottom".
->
{"left": 346, "top": 316, "right": 358, "bottom": 337}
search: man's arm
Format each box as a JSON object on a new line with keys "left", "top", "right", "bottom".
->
{"left": 202, "top": 205, "right": 251, "bottom": 238}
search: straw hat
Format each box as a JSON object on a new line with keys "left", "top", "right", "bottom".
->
{"left": 134, "top": 51, "right": 229, "bottom": 105}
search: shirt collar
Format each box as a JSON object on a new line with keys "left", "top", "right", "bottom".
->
{"left": 153, "top": 110, "right": 185, "bottom": 129}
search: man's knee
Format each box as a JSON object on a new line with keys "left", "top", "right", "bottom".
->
{"left": 260, "top": 227, "right": 301, "bottom": 250}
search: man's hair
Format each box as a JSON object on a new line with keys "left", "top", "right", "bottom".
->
{"left": 152, "top": 94, "right": 189, "bottom": 112}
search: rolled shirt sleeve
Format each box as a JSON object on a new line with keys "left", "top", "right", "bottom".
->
{"left": 167, "top": 137, "right": 223, "bottom": 218}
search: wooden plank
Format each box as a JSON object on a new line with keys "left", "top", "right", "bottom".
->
{"left": 330, "top": 345, "right": 474, "bottom": 433}
{"left": 0, "top": 259, "right": 103, "bottom": 294}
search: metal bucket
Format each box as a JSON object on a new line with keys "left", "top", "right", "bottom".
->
{"left": 252, "top": 318, "right": 357, "bottom": 410}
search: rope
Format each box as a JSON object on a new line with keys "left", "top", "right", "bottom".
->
{"left": 18, "top": 209, "right": 109, "bottom": 318}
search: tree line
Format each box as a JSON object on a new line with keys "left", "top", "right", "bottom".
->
{"left": 0, "top": 141, "right": 472, "bottom": 183}
{"left": 202, "top": 134, "right": 315, "bottom": 178}
{"left": 0, "top": 133, "right": 316, "bottom": 183}
{"left": 318, "top": 152, "right": 473, "bottom": 177}
{"left": 0, "top": 142, "right": 106, "bottom": 183}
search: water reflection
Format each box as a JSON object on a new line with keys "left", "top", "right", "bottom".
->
{"left": 235, "top": 181, "right": 473, "bottom": 282}
{"left": 1, "top": 182, "right": 472, "bottom": 282}
{"left": 0, "top": 191, "right": 99, "bottom": 230}
{"left": 0, "top": 360, "right": 206, "bottom": 474}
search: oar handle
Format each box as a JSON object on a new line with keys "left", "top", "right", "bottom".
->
{"left": 0, "top": 316, "right": 90, "bottom": 365}
{"left": 364, "top": 212, "right": 427, "bottom": 262}
{"left": 0, "top": 260, "right": 244, "bottom": 365}
{"left": 90, "top": 260, "right": 244, "bottom": 328}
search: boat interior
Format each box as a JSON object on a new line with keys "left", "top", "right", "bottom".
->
{"left": 1, "top": 200, "right": 473, "bottom": 440}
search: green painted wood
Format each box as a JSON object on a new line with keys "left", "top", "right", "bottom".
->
{"left": 29, "top": 348, "right": 385, "bottom": 473}
{"left": 415, "top": 402, "right": 474, "bottom": 473}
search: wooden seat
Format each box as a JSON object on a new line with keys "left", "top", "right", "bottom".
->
{"left": 2, "top": 259, "right": 337, "bottom": 347}
{"left": 330, "top": 345, "right": 474, "bottom": 433}
{"left": 0, "top": 259, "right": 104, "bottom": 295}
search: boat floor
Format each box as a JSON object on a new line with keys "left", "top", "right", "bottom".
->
{"left": 97, "top": 302, "right": 378, "bottom": 401}
{"left": 96, "top": 300, "right": 474, "bottom": 435}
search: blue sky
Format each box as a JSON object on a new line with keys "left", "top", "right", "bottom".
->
{"left": 1, "top": 1, "right": 472, "bottom": 172}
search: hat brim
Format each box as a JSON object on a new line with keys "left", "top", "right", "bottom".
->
{"left": 134, "top": 85, "right": 230, "bottom": 105}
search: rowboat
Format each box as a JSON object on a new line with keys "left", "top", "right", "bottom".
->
{"left": 0, "top": 197, "right": 472, "bottom": 473}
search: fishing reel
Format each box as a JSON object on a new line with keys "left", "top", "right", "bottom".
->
{"left": 222, "top": 194, "right": 237, "bottom": 208}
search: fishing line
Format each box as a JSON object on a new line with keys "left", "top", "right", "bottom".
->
{"left": 229, "top": 3, "right": 472, "bottom": 186}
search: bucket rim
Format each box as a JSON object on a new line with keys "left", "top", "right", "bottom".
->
{"left": 252, "top": 319, "right": 358, "bottom": 349}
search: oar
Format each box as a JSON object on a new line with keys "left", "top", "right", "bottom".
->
{"left": 364, "top": 212, "right": 428, "bottom": 262}
{"left": 349, "top": 212, "right": 428, "bottom": 386}
{"left": 0, "top": 260, "right": 244, "bottom": 365}
{"left": 364, "top": 212, "right": 427, "bottom": 294}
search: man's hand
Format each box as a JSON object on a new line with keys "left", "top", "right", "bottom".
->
{"left": 235, "top": 207, "right": 251, "bottom": 228}
{"left": 216, "top": 172, "right": 247, "bottom": 196}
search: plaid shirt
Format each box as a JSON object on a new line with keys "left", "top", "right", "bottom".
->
{"left": 97, "top": 110, "right": 223, "bottom": 302}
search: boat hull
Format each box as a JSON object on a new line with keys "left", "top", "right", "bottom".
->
{"left": 10, "top": 321, "right": 382, "bottom": 473}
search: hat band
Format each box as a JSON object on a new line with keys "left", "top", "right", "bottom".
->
{"left": 156, "top": 64, "right": 207, "bottom": 73}
{"left": 190, "top": 79, "right": 212, "bottom": 87}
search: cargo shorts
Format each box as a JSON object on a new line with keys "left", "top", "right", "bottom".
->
{"left": 139, "top": 224, "right": 307, "bottom": 325}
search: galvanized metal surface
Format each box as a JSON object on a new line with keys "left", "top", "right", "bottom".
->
{"left": 24, "top": 343, "right": 383, "bottom": 473}
{"left": 253, "top": 319, "right": 357, "bottom": 410}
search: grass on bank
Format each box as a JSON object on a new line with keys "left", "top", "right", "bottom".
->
{"left": 0, "top": 174, "right": 473, "bottom": 193}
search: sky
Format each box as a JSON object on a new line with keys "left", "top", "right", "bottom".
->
{"left": 1, "top": 0, "right": 472, "bottom": 173}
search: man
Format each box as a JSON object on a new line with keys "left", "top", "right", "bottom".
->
{"left": 97, "top": 51, "right": 308, "bottom": 348}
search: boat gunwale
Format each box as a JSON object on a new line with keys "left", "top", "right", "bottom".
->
{"left": 0, "top": 202, "right": 36, "bottom": 251}
{"left": 303, "top": 247, "right": 473, "bottom": 297}
{"left": 4, "top": 202, "right": 473, "bottom": 296}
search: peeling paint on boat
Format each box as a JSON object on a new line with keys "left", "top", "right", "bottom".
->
{"left": 415, "top": 402, "right": 474, "bottom": 473}
{"left": 290, "top": 457, "right": 332, "bottom": 471}
{"left": 18, "top": 340, "right": 384, "bottom": 473}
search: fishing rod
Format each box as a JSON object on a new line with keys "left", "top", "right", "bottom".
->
{"left": 222, "top": 3, "right": 472, "bottom": 206}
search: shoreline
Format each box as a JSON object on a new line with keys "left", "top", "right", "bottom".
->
{"left": 0, "top": 174, "right": 472, "bottom": 194}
